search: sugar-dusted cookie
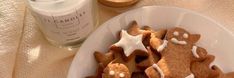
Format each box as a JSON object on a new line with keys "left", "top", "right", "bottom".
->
{"left": 102, "top": 62, "right": 131, "bottom": 78}
{"left": 149, "top": 27, "right": 208, "bottom": 77}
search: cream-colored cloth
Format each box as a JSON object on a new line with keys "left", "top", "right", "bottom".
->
{"left": 0, "top": 0, "right": 25, "bottom": 78}
{"left": 13, "top": 9, "right": 76, "bottom": 78}
{"left": 0, "top": 0, "right": 234, "bottom": 78}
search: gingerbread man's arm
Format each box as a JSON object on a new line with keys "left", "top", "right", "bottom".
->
{"left": 145, "top": 66, "right": 161, "bottom": 78}
{"left": 150, "top": 33, "right": 168, "bottom": 52}
{"left": 192, "top": 46, "right": 208, "bottom": 61}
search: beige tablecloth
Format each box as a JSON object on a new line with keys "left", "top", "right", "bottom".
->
{"left": 1, "top": 0, "right": 234, "bottom": 78}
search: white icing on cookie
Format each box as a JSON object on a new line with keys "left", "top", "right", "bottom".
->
{"left": 192, "top": 46, "right": 199, "bottom": 58}
{"left": 157, "top": 40, "right": 168, "bottom": 52}
{"left": 183, "top": 33, "right": 189, "bottom": 38}
{"left": 185, "top": 73, "right": 195, "bottom": 78}
{"left": 109, "top": 70, "right": 115, "bottom": 75}
{"left": 152, "top": 64, "right": 164, "bottom": 78}
{"left": 119, "top": 73, "right": 125, "bottom": 77}
{"left": 173, "top": 31, "right": 179, "bottom": 36}
{"left": 114, "top": 30, "right": 147, "bottom": 57}
{"left": 171, "top": 38, "right": 187, "bottom": 45}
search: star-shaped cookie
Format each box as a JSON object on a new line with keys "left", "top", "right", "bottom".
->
{"left": 113, "top": 30, "right": 147, "bottom": 57}
{"left": 94, "top": 51, "right": 114, "bottom": 67}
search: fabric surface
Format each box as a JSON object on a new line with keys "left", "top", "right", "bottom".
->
{"left": 0, "top": 0, "right": 25, "bottom": 78}
{"left": 13, "top": 9, "right": 76, "bottom": 78}
{"left": 0, "top": 0, "right": 234, "bottom": 78}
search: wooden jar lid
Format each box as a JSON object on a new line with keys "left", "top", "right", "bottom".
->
{"left": 98, "top": 0, "right": 139, "bottom": 8}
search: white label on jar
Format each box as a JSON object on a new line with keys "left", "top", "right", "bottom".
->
{"left": 31, "top": 2, "right": 94, "bottom": 44}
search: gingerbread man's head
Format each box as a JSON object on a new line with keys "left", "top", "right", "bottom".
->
{"left": 165, "top": 27, "right": 200, "bottom": 46}
{"left": 102, "top": 63, "right": 130, "bottom": 78}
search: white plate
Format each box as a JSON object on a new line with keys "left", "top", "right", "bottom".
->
{"left": 67, "top": 6, "right": 234, "bottom": 78}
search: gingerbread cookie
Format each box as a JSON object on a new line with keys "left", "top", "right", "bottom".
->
{"left": 93, "top": 48, "right": 144, "bottom": 77}
{"left": 94, "top": 51, "right": 114, "bottom": 67}
{"left": 137, "top": 47, "right": 161, "bottom": 69}
{"left": 110, "top": 50, "right": 144, "bottom": 75}
{"left": 222, "top": 72, "right": 234, "bottom": 78}
{"left": 191, "top": 54, "right": 234, "bottom": 78}
{"left": 112, "top": 30, "right": 148, "bottom": 57}
{"left": 127, "top": 21, "right": 151, "bottom": 37}
{"left": 190, "top": 55, "right": 220, "bottom": 78}
{"left": 211, "top": 66, "right": 234, "bottom": 78}
{"left": 127, "top": 21, "right": 167, "bottom": 46}
{"left": 111, "top": 21, "right": 166, "bottom": 59}
{"left": 102, "top": 62, "right": 131, "bottom": 78}
{"left": 149, "top": 27, "right": 208, "bottom": 77}
{"left": 145, "top": 63, "right": 165, "bottom": 78}
{"left": 110, "top": 28, "right": 158, "bottom": 75}
{"left": 86, "top": 21, "right": 234, "bottom": 78}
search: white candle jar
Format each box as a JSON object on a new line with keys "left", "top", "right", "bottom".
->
{"left": 26, "top": 0, "right": 98, "bottom": 48}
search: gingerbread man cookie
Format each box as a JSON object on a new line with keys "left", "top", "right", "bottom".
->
{"left": 149, "top": 27, "right": 208, "bottom": 77}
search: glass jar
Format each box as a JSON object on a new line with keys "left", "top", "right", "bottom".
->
{"left": 26, "top": 0, "right": 98, "bottom": 48}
